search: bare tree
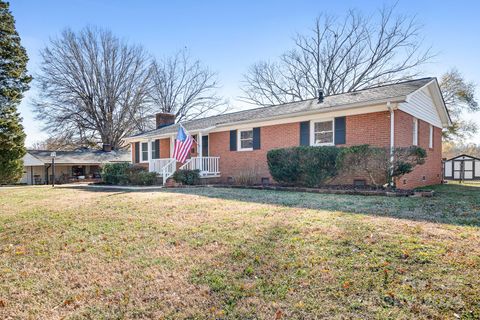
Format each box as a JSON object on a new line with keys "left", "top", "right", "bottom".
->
{"left": 149, "top": 50, "right": 227, "bottom": 123}
{"left": 34, "top": 27, "right": 152, "bottom": 149}
{"left": 242, "top": 5, "right": 433, "bottom": 106}
{"left": 439, "top": 69, "right": 479, "bottom": 141}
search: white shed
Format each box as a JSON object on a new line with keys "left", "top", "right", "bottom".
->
{"left": 444, "top": 154, "right": 480, "bottom": 181}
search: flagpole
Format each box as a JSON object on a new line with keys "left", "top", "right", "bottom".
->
{"left": 179, "top": 123, "right": 197, "bottom": 144}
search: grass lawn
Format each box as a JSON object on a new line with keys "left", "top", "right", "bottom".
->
{"left": 0, "top": 184, "right": 479, "bottom": 319}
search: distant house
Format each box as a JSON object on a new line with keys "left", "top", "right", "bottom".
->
{"left": 20, "top": 146, "right": 130, "bottom": 185}
{"left": 124, "top": 78, "right": 451, "bottom": 189}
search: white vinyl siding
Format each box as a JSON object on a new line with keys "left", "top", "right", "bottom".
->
{"left": 311, "top": 119, "right": 334, "bottom": 145}
{"left": 238, "top": 129, "right": 253, "bottom": 151}
{"left": 412, "top": 118, "right": 418, "bottom": 146}
{"left": 398, "top": 86, "right": 443, "bottom": 128}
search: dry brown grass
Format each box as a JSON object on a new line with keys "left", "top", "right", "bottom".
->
{"left": 0, "top": 184, "right": 479, "bottom": 319}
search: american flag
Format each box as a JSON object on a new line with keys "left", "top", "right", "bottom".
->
{"left": 172, "top": 125, "right": 194, "bottom": 163}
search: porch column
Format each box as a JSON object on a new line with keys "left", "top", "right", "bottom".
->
{"left": 198, "top": 132, "right": 203, "bottom": 172}
{"left": 170, "top": 136, "right": 175, "bottom": 159}
{"left": 147, "top": 139, "right": 153, "bottom": 172}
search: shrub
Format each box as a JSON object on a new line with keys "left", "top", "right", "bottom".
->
{"left": 172, "top": 169, "right": 200, "bottom": 185}
{"left": 268, "top": 145, "right": 427, "bottom": 188}
{"left": 267, "top": 146, "right": 340, "bottom": 187}
{"left": 126, "top": 166, "right": 157, "bottom": 186}
{"left": 337, "top": 145, "right": 427, "bottom": 188}
{"left": 101, "top": 163, "right": 130, "bottom": 185}
{"left": 101, "top": 163, "right": 157, "bottom": 185}
{"left": 234, "top": 169, "right": 258, "bottom": 186}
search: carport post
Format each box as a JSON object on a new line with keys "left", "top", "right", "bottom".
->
{"left": 50, "top": 152, "right": 56, "bottom": 187}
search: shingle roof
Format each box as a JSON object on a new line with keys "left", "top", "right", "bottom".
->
{"left": 129, "top": 77, "right": 434, "bottom": 139}
{"left": 27, "top": 149, "right": 130, "bottom": 164}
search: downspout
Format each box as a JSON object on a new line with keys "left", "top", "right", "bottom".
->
{"left": 387, "top": 102, "right": 395, "bottom": 187}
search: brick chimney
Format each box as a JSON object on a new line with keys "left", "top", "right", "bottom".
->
{"left": 155, "top": 113, "right": 175, "bottom": 129}
{"left": 102, "top": 144, "right": 112, "bottom": 152}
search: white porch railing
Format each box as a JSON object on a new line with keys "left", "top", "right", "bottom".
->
{"left": 149, "top": 157, "right": 220, "bottom": 184}
{"left": 161, "top": 159, "right": 177, "bottom": 185}
{"left": 150, "top": 158, "right": 175, "bottom": 174}
{"left": 179, "top": 157, "right": 220, "bottom": 177}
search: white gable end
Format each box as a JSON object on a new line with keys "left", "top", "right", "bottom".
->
{"left": 398, "top": 85, "right": 443, "bottom": 128}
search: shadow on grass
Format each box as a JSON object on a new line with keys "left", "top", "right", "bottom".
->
{"left": 65, "top": 184, "right": 480, "bottom": 227}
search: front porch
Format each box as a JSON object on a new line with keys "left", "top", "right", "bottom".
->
{"left": 138, "top": 130, "right": 220, "bottom": 184}
{"left": 149, "top": 156, "right": 220, "bottom": 181}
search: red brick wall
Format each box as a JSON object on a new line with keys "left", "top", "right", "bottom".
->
{"left": 209, "top": 111, "right": 392, "bottom": 184}
{"left": 394, "top": 110, "right": 442, "bottom": 189}
{"left": 344, "top": 111, "right": 391, "bottom": 147}
{"left": 159, "top": 138, "right": 171, "bottom": 158}
{"left": 207, "top": 110, "right": 441, "bottom": 188}
{"left": 209, "top": 122, "right": 301, "bottom": 183}
{"left": 131, "top": 142, "right": 136, "bottom": 163}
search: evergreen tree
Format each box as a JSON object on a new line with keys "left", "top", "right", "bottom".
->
{"left": 0, "top": 1, "right": 31, "bottom": 184}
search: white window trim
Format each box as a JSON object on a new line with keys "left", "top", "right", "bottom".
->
{"left": 413, "top": 118, "right": 418, "bottom": 146}
{"left": 429, "top": 125, "right": 433, "bottom": 149}
{"left": 140, "top": 142, "right": 149, "bottom": 163}
{"left": 238, "top": 128, "right": 254, "bottom": 151}
{"left": 310, "top": 118, "right": 335, "bottom": 146}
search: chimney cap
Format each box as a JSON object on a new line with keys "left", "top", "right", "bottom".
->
{"left": 102, "top": 143, "right": 112, "bottom": 152}
{"left": 317, "top": 88, "right": 324, "bottom": 103}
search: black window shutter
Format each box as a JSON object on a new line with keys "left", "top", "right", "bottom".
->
{"left": 230, "top": 130, "right": 237, "bottom": 151}
{"left": 154, "top": 139, "right": 160, "bottom": 159}
{"left": 134, "top": 142, "right": 140, "bottom": 163}
{"left": 300, "top": 121, "right": 310, "bottom": 146}
{"left": 334, "top": 117, "right": 346, "bottom": 145}
{"left": 202, "top": 135, "right": 209, "bottom": 156}
{"left": 253, "top": 127, "right": 261, "bottom": 150}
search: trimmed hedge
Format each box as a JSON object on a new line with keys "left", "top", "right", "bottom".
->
{"left": 172, "top": 169, "right": 200, "bottom": 185}
{"left": 267, "top": 145, "right": 426, "bottom": 188}
{"left": 267, "top": 146, "right": 340, "bottom": 187}
{"left": 101, "top": 163, "right": 130, "bottom": 185}
{"left": 101, "top": 163, "right": 157, "bottom": 186}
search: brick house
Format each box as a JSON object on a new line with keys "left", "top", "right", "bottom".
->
{"left": 124, "top": 78, "right": 451, "bottom": 189}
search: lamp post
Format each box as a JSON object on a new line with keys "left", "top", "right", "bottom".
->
{"left": 50, "top": 152, "right": 56, "bottom": 187}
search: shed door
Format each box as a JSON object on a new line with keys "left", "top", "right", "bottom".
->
{"left": 453, "top": 161, "right": 462, "bottom": 179}
{"left": 475, "top": 160, "right": 480, "bottom": 178}
{"left": 464, "top": 160, "right": 474, "bottom": 180}
{"left": 444, "top": 161, "right": 453, "bottom": 178}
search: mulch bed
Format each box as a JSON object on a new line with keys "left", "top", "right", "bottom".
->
{"left": 167, "top": 183, "right": 434, "bottom": 197}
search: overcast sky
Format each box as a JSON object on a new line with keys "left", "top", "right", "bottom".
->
{"left": 9, "top": 0, "right": 480, "bottom": 147}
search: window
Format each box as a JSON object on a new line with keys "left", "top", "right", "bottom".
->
{"left": 151, "top": 141, "right": 159, "bottom": 159}
{"left": 429, "top": 125, "right": 433, "bottom": 149}
{"left": 412, "top": 118, "right": 418, "bottom": 146}
{"left": 141, "top": 142, "right": 148, "bottom": 162}
{"left": 238, "top": 129, "right": 253, "bottom": 151}
{"left": 312, "top": 120, "right": 334, "bottom": 145}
